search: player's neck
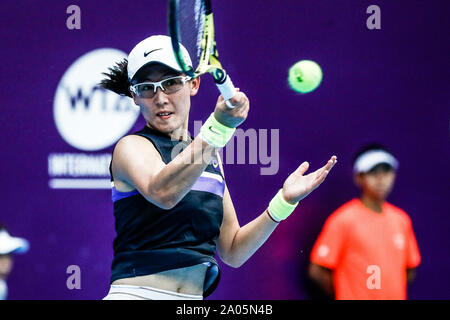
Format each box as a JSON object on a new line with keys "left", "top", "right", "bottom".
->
{"left": 150, "top": 120, "right": 190, "bottom": 142}
{"left": 168, "top": 128, "right": 190, "bottom": 142}
{"left": 359, "top": 194, "right": 384, "bottom": 214}
{"left": 168, "top": 117, "right": 190, "bottom": 142}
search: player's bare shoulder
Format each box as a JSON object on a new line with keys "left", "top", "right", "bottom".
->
{"left": 114, "top": 134, "right": 160, "bottom": 161}
{"left": 112, "top": 134, "right": 164, "bottom": 183}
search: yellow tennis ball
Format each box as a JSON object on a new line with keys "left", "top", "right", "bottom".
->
{"left": 288, "top": 60, "right": 323, "bottom": 93}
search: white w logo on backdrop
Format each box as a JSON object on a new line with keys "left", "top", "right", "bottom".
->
{"left": 53, "top": 48, "right": 139, "bottom": 151}
{"left": 50, "top": 49, "right": 139, "bottom": 189}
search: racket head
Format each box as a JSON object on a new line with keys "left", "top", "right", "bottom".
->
{"left": 168, "top": 0, "right": 212, "bottom": 78}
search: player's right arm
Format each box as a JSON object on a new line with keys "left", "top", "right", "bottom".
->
{"left": 112, "top": 92, "right": 249, "bottom": 210}
{"left": 112, "top": 134, "right": 213, "bottom": 209}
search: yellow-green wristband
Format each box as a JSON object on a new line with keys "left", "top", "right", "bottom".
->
{"left": 199, "top": 113, "right": 236, "bottom": 148}
{"left": 268, "top": 189, "right": 298, "bottom": 222}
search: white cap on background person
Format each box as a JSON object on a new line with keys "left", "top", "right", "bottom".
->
{"left": 127, "top": 35, "right": 192, "bottom": 81}
{"left": 0, "top": 229, "right": 29, "bottom": 255}
{"left": 353, "top": 149, "right": 399, "bottom": 174}
{"left": 0, "top": 227, "right": 28, "bottom": 300}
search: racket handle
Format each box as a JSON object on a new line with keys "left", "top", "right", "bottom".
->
{"left": 216, "top": 73, "right": 236, "bottom": 109}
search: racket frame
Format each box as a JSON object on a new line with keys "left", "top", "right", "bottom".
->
{"left": 169, "top": 0, "right": 235, "bottom": 106}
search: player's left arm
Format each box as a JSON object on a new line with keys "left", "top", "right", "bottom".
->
{"left": 216, "top": 183, "right": 277, "bottom": 268}
{"left": 216, "top": 155, "right": 337, "bottom": 268}
{"left": 215, "top": 153, "right": 274, "bottom": 268}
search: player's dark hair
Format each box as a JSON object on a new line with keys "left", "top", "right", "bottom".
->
{"left": 99, "top": 59, "right": 132, "bottom": 98}
{"left": 353, "top": 143, "right": 394, "bottom": 173}
{"left": 0, "top": 224, "right": 6, "bottom": 232}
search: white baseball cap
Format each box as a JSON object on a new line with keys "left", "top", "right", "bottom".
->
{"left": 353, "top": 149, "right": 399, "bottom": 174}
{"left": 0, "top": 229, "right": 29, "bottom": 255}
{"left": 127, "top": 35, "right": 192, "bottom": 81}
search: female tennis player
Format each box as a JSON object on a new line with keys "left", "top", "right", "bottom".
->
{"left": 100, "top": 35, "right": 337, "bottom": 300}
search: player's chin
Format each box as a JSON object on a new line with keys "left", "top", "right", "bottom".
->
{"left": 153, "top": 118, "right": 178, "bottom": 133}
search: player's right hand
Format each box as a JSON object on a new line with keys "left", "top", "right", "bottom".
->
{"left": 213, "top": 89, "right": 249, "bottom": 128}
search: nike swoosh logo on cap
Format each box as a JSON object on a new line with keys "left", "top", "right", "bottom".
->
{"left": 144, "top": 48, "right": 162, "bottom": 57}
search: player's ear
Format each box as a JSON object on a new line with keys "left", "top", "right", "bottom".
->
{"left": 189, "top": 77, "right": 200, "bottom": 96}
{"left": 130, "top": 92, "right": 139, "bottom": 105}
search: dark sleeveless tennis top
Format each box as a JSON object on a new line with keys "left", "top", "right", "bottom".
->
{"left": 109, "top": 125, "right": 224, "bottom": 298}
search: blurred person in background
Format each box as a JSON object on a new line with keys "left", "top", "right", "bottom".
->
{"left": 308, "top": 143, "right": 421, "bottom": 300}
{"left": 0, "top": 225, "right": 29, "bottom": 300}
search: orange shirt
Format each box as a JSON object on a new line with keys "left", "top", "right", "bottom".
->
{"left": 310, "top": 198, "right": 421, "bottom": 300}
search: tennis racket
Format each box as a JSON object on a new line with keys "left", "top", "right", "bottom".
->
{"left": 168, "top": 0, "right": 236, "bottom": 109}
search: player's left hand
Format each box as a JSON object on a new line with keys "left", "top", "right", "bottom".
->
{"left": 281, "top": 156, "right": 337, "bottom": 204}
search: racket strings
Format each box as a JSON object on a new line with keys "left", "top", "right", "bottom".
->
{"left": 175, "top": 0, "right": 206, "bottom": 70}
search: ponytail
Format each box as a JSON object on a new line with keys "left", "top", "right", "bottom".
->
{"left": 99, "top": 59, "right": 132, "bottom": 97}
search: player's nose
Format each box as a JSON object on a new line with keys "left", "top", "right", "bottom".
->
{"left": 153, "top": 87, "right": 169, "bottom": 104}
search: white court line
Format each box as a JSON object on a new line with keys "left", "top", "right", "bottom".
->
{"left": 49, "top": 179, "right": 111, "bottom": 189}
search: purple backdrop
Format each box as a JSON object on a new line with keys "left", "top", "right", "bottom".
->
{"left": 0, "top": 0, "right": 449, "bottom": 300}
